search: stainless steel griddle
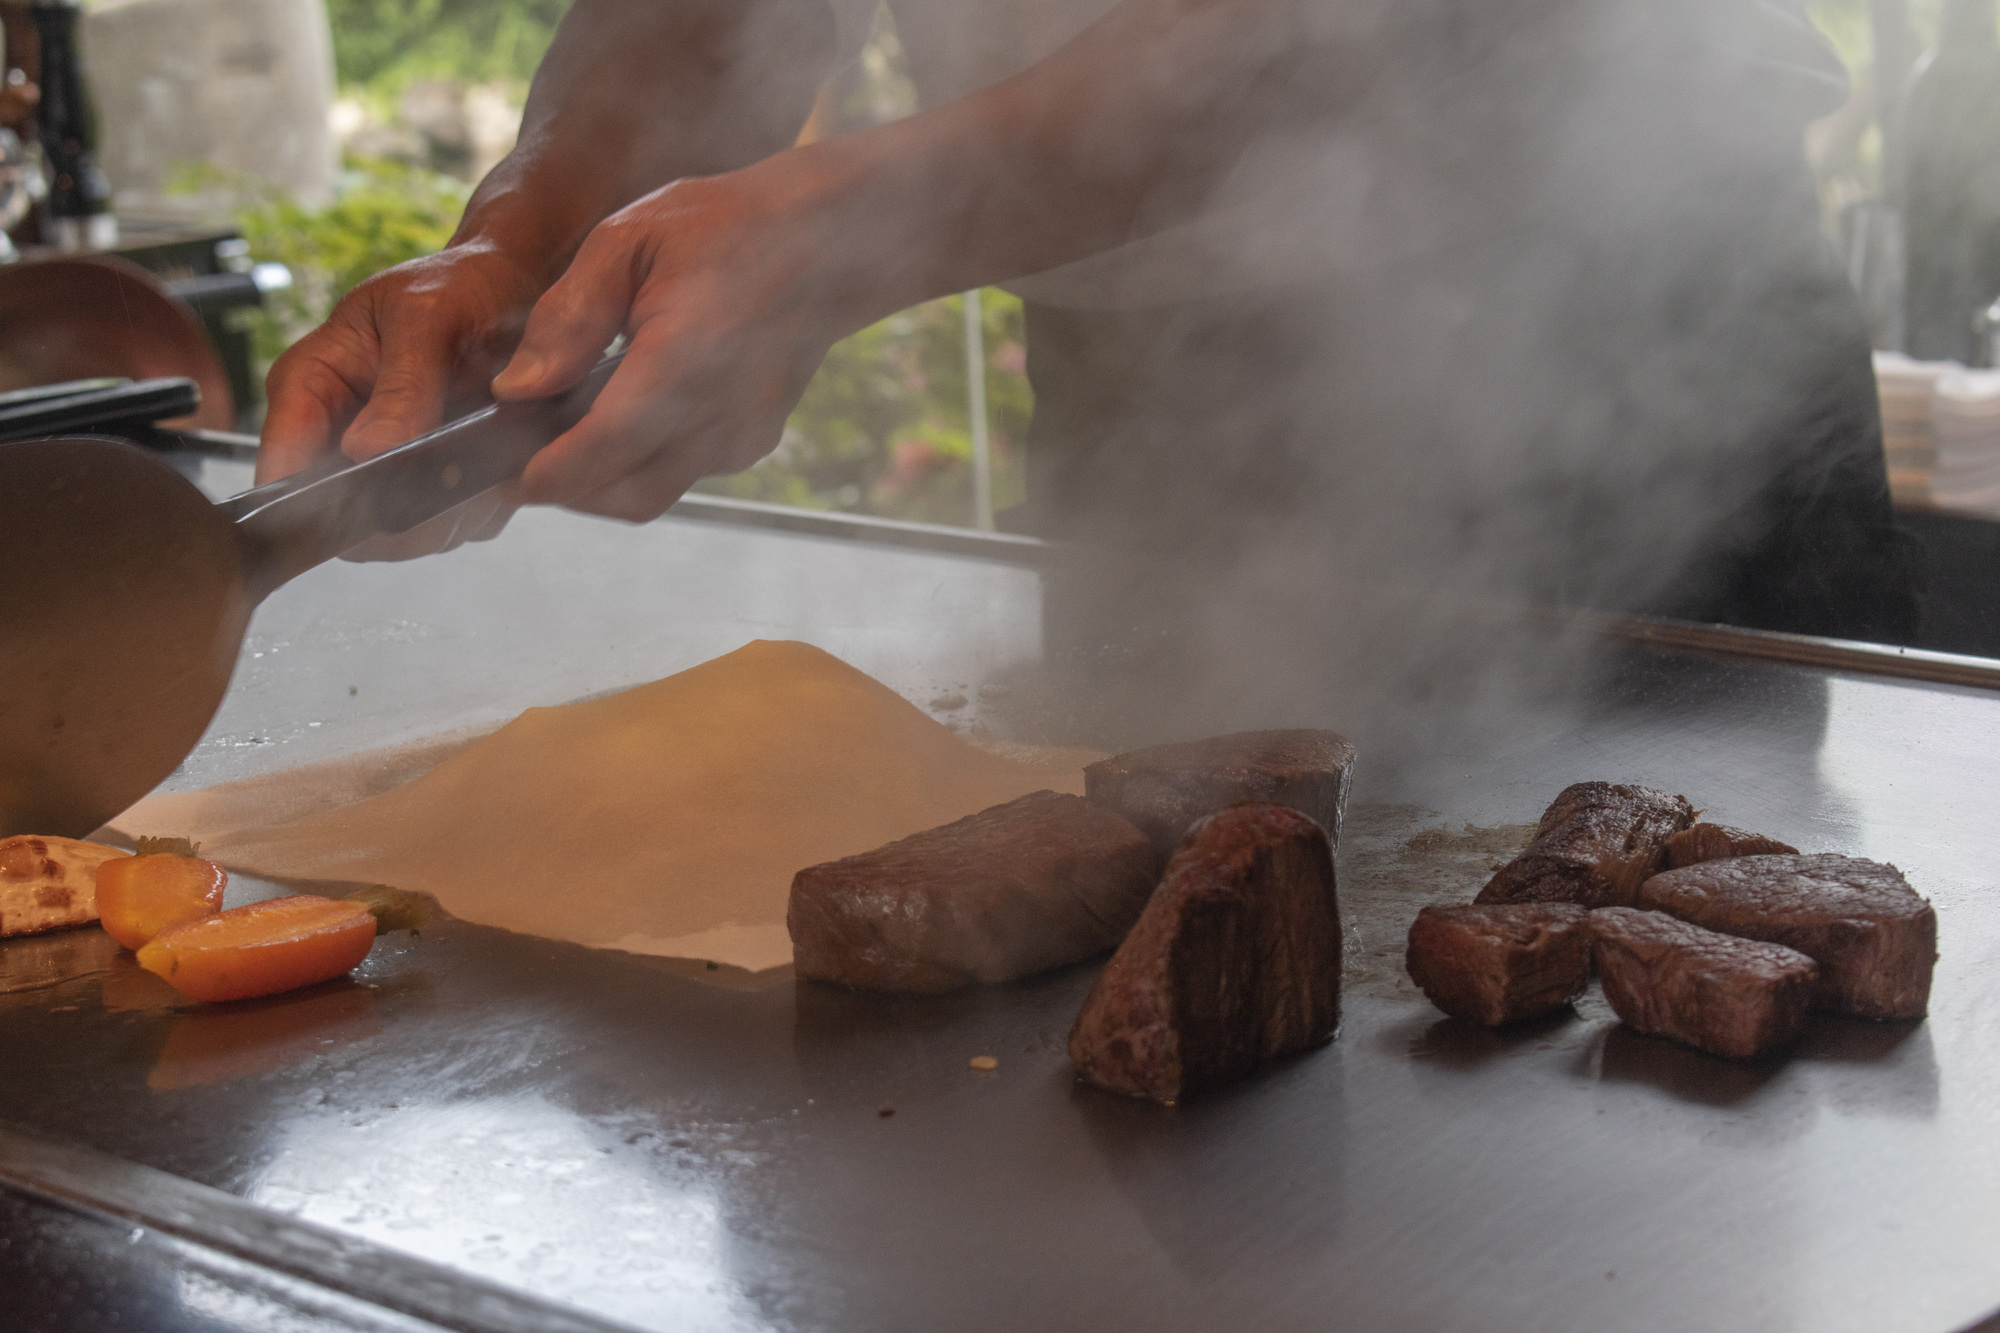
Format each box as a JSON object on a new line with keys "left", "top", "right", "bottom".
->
{"left": 2, "top": 461, "right": 1997, "bottom": 1333}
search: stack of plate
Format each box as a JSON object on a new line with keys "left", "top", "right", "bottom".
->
{"left": 1931, "top": 366, "right": 2000, "bottom": 516}
{"left": 1873, "top": 351, "right": 1947, "bottom": 505}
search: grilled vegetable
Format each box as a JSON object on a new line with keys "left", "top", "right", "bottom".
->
{"left": 97, "top": 845, "right": 226, "bottom": 951}
{"left": 137, "top": 895, "right": 377, "bottom": 1002}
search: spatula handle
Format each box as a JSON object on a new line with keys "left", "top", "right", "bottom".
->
{"left": 225, "top": 353, "right": 624, "bottom": 602}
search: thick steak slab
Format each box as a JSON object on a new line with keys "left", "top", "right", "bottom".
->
{"left": 1083, "top": 729, "right": 1356, "bottom": 859}
{"left": 1590, "top": 907, "right": 1819, "bottom": 1058}
{"left": 1068, "top": 804, "right": 1340, "bottom": 1104}
{"left": 1636, "top": 853, "right": 1935, "bottom": 1020}
{"left": 1475, "top": 782, "right": 1693, "bottom": 909}
{"left": 788, "top": 791, "right": 1157, "bottom": 995}
{"left": 1664, "top": 823, "right": 1799, "bottom": 869}
{"left": 1405, "top": 903, "right": 1592, "bottom": 1026}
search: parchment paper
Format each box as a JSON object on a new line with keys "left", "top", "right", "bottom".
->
{"left": 113, "top": 641, "right": 1098, "bottom": 972}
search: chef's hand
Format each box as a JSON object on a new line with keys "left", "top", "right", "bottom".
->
{"left": 487, "top": 166, "right": 843, "bottom": 522}
{"left": 257, "top": 240, "right": 544, "bottom": 559}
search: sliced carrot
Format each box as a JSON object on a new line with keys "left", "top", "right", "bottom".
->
{"left": 97, "top": 853, "right": 227, "bottom": 951}
{"left": 137, "top": 896, "right": 377, "bottom": 1003}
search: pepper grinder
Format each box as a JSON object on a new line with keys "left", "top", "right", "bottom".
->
{"left": 30, "top": 0, "right": 112, "bottom": 251}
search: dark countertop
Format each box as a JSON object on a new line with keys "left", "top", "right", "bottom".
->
{"left": 4, "top": 475, "right": 1997, "bottom": 1333}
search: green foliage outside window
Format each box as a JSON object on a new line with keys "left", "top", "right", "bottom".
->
{"left": 324, "top": 0, "right": 572, "bottom": 95}
{"left": 228, "top": 158, "right": 470, "bottom": 367}
{"left": 696, "top": 289, "right": 1031, "bottom": 523}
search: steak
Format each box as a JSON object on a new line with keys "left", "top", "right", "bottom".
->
{"left": 788, "top": 790, "right": 1157, "bottom": 995}
{"left": 1636, "top": 853, "right": 1935, "bottom": 1020}
{"left": 1068, "top": 803, "right": 1341, "bottom": 1104}
{"left": 1475, "top": 782, "right": 1693, "bottom": 909}
{"left": 1590, "top": 907, "right": 1819, "bottom": 1058}
{"left": 1664, "top": 823, "right": 1799, "bottom": 869}
{"left": 1405, "top": 903, "right": 1592, "bottom": 1026}
{"left": 1083, "top": 729, "right": 1356, "bottom": 859}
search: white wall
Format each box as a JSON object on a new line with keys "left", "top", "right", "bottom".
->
{"left": 83, "top": 0, "right": 337, "bottom": 213}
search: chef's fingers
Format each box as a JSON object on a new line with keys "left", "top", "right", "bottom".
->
{"left": 258, "top": 326, "right": 376, "bottom": 483}
{"left": 560, "top": 399, "right": 794, "bottom": 523}
{"left": 465, "top": 491, "right": 520, "bottom": 542}
{"left": 492, "top": 222, "right": 639, "bottom": 402}
{"left": 561, "top": 446, "right": 711, "bottom": 523}
{"left": 338, "top": 489, "right": 520, "bottom": 563}
{"left": 339, "top": 317, "right": 458, "bottom": 462}
{"left": 513, "top": 321, "right": 711, "bottom": 506}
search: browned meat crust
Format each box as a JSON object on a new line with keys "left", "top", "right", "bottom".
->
{"left": 1068, "top": 804, "right": 1341, "bottom": 1105}
{"left": 1590, "top": 907, "right": 1819, "bottom": 1058}
{"left": 788, "top": 791, "right": 1157, "bottom": 995}
{"left": 1083, "top": 729, "right": 1356, "bottom": 859}
{"left": 1664, "top": 823, "right": 1799, "bottom": 869}
{"left": 1405, "top": 903, "right": 1592, "bottom": 1026}
{"left": 1474, "top": 782, "right": 1694, "bottom": 909}
{"left": 1636, "top": 853, "right": 1935, "bottom": 1020}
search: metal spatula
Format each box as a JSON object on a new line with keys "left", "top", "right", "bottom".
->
{"left": 0, "top": 354, "right": 624, "bottom": 839}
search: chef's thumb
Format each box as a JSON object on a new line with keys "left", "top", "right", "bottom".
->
{"left": 493, "top": 233, "right": 632, "bottom": 402}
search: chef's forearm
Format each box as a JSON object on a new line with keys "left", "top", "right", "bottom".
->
{"left": 449, "top": 0, "right": 841, "bottom": 285}
{"left": 793, "top": 0, "right": 1322, "bottom": 320}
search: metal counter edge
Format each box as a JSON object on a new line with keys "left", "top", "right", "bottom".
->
{"left": 0, "top": 1120, "right": 648, "bottom": 1333}
{"left": 655, "top": 497, "right": 2000, "bottom": 691}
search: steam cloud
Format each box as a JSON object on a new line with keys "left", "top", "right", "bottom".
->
{"left": 918, "top": 1, "right": 1880, "bottom": 753}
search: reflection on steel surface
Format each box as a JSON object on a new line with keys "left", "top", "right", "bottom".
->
{"left": 249, "top": 1097, "right": 754, "bottom": 1331}
{"left": 0, "top": 1124, "right": 643, "bottom": 1333}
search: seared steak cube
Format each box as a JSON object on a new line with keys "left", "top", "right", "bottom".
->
{"left": 1664, "top": 823, "right": 1799, "bottom": 869}
{"left": 788, "top": 791, "right": 1156, "bottom": 995}
{"left": 1083, "top": 729, "right": 1356, "bottom": 859}
{"left": 1590, "top": 907, "right": 1819, "bottom": 1058}
{"left": 1475, "top": 782, "right": 1693, "bottom": 909}
{"left": 1636, "top": 853, "right": 1935, "bottom": 1020}
{"left": 1068, "top": 804, "right": 1341, "bottom": 1104}
{"left": 1405, "top": 902, "right": 1592, "bottom": 1026}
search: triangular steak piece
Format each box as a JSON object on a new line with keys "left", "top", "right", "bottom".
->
{"left": 1590, "top": 907, "right": 1819, "bottom": 1059}
{"left": 1636, "top": 853, "right": 1935, "bottom": 1020}
{"left": 1083, "top": 729, "right": 1356, "bottom": 860}
{"left": 1068, "top": 803, "right": 1340, "bottom": 1105}
{"left": 1475, "top": 782, "right": 1693, "bottom": 909}
{"left": 1664, "top": 823, "right": 1799, "bottom": 869}
{"left": 1405, "top": 903, "right": 1592, "bottom": 1026}
{"left": 788, "top": 791, "right": 1156, "bottom": 995}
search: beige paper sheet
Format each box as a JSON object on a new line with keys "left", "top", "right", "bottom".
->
{"left": 114, "top": 641, "right": 1093, "bottom": 972}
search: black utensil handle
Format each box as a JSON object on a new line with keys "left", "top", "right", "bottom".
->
{"left": 0, "top": 378, "right": 200, "bottom": 444}
{"left": 229, "top": 353, "right": 624, "bottom": 601}
{"left": 0, "top": 377, "right": 129, "bottom": 411}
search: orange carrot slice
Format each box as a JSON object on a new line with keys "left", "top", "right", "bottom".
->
{"left": 97, "top": 852, "right": 227, "bottom": 951}
{"left": 137, "top": 896, "right": 377, "bottom": 1003}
